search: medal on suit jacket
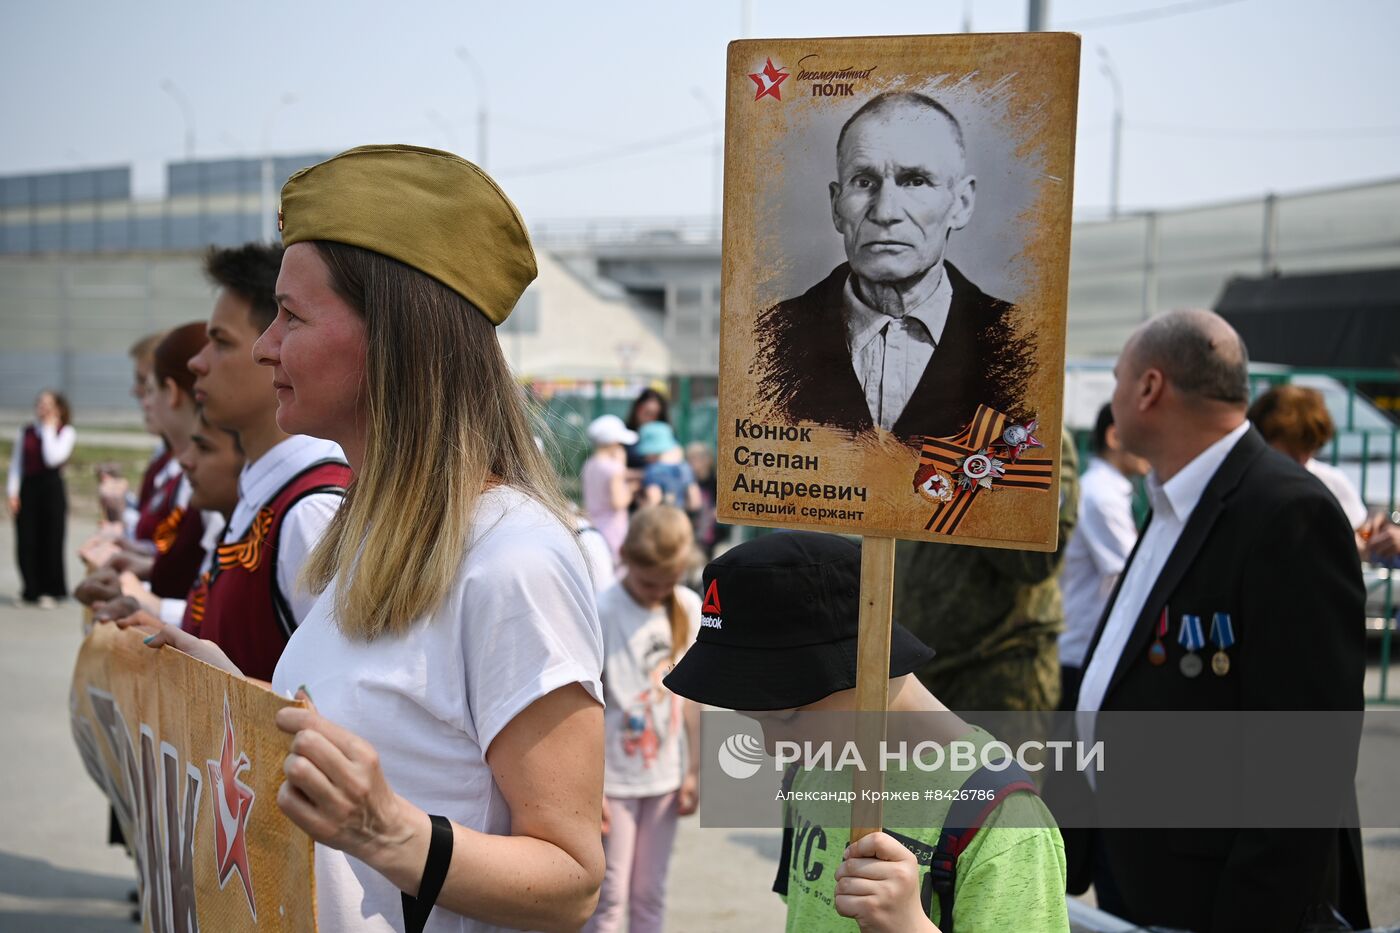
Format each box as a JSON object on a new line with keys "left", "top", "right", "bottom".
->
{"left": 1148, "top": 607, "right": 1169, "bottom": 666}
{"left": 1178, "top": 614, "right": 1205, "bottom": 678}
{"left": 1209, "top": 612, "right": 1235, "bottom": 676}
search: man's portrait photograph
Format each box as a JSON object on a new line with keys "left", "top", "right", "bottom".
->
{"left": 756, "top": 90, "right": 1035, "bottom": 443}
{"left": 719, "top": 34, "right": 1079, "bottom": 547}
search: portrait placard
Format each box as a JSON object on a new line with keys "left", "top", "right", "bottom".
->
{"left": 718, "top": 33, "right": 1080, "bottom": 550}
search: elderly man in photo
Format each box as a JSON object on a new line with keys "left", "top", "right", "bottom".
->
{"left": 756, "top": 91, "right": 1033, "bottom": 442}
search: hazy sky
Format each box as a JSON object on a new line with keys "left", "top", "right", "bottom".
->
{"left": 3, "top": 0, "right": 1398, "bottom": 223}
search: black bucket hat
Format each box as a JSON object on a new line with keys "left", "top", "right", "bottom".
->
{"left": 663, "top": 532, "right": 935, "bottom": 710}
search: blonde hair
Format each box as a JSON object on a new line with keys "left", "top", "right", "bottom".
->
{"left": 620, "top": 506, "right": 695, "bottom": 661}
{"left": 304, "top": 241, "right": 574, "bottom": 640}
{"left": 128, "top": 331, "right": 166, "bottom": 364}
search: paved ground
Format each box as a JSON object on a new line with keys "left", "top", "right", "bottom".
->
{"left": 1, "top": 512, "right": 1397, "bottom": 931}
{"left": 0, "top": 513, "right": 788, "bottom": 932}
{"left": 0, "top": 525, "right": 135, "bottom": 932}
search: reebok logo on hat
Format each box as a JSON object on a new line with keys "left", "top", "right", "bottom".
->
{"left": 700, "top": 580, "right": 723, "bottom": 629}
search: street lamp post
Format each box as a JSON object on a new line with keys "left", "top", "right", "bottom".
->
{"left": 1027, "top": 0, "right": 1048, "bottom": 31}
{"left": 454, "top": 47, "right": 489, "bottom": 168}
{"left": 160, "top": 79, "right": 196, "bottom": 161}
{"left": 260, "top": 93, "right": 297, "bottom": 243}
{"left": 1099, "top": 46, "right": 1124, "bottom": 220}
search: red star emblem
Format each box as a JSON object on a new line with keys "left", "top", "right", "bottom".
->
{"left": 748, "top": 57, "right": 789, "bottom": 101}
{"left": 1001, "top": 419, "right": 1044, "bottom": 461}
{"left": 207, "top": 694, "right": 257, "bottom": 920}
{"left": 913, "top": 464, "right": 954, "bottom": 503}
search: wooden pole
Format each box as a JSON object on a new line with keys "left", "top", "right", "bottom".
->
{"left": 851, "top": 535, "right": 896, "bottom": 841}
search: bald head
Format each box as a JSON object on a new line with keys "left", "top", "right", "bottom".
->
{"left": 1125, "top": 309, "right": 1249, "bottom": 407}
{"left": 836, "top": 91, "right": 967, "bottom": 162}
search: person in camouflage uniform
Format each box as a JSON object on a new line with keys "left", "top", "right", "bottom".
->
{"left": 894, "top": 429, "right": 1079, "bottom": 739}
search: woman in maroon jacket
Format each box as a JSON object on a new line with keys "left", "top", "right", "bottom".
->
{"left": 7, "top": 389, "right": 75, "bottom": 607}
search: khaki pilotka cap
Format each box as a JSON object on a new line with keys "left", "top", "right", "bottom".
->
{"left": 277, "top": 144, "right": 537, "bottom": 326}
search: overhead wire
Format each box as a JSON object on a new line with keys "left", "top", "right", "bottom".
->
{"left": 495, "top": 124, "right": 715, "bottom": 177}
{"left": 1125, "top": 120, "right": 1400, "bottom": 140}
{"left": 1057, "top": 0, "right": 1248, "bottom": 30}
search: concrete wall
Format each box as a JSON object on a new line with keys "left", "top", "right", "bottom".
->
{"left": 0, "top": 253, "right": 212, "bottom": 413}
{"left": 0, "top": 249, "right": 671, "bottom": 418}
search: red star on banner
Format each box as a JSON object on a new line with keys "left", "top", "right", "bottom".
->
{"left": 748, "top": 58, "right": 789, "bottom": 101}
{"left": 207, "top": 694, "right": 257, "bottom": 921}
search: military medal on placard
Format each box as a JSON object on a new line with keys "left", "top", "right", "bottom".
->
{"left": 1148, "top": 606, "right": 1169, "bottom": 666}
{"left": 955, "top": 449, "right": 1007, "bottom": 490}
{"left": 1178, "top": 613, "right": 1205, "bottom": 678}
{"left": 1210, "top": 611, "right": 1235, "bottom": 676}
{"left": 1000, "top": 419, "right": 1043, "bottom": 461}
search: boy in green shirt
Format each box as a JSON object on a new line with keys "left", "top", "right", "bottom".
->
{"left": 664, "top": 532, "right": 1068, "bottom": 933}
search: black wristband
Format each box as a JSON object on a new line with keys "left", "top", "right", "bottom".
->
{"left": 401, "top": 814, "right": 454, "bottom": 933}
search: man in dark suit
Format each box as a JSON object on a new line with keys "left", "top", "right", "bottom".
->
{"left": 755, "top": 91, "right": 1034, "bottom": 442}
{"left": 1066, "top": 309, "right": 1368, "bottom": 932}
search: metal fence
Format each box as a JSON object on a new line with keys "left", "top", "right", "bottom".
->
{"left": 5, "top": 175, "right": 1398, "bottom": 412}
{"left": 529, "top": 375, "right": 717, "bottom": 501}
{"left": 0, "top": 254, "right": 213, "bottom": 411}
{"left": 1253, "top": 368, "right": 1399, "bottom": 704}
{"left": 0, "top": 156, "right": 332, "bottom": 256}
{"left": 547, "top": 365, "right": 1399, "bottom": 703}
{"left": 1065, "top": 177, "right": 1400, "bottom": 357}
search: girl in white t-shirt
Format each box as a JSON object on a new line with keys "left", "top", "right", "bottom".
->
{"left": 586, "top": 506, "right": 701, "bottom": 933}
{"left": 125, "top": 146, "right": 606, "bottom": 933}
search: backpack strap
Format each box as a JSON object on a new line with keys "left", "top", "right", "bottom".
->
{"left": 924, "top": 762, "right": 1039, "bottom": 933}
{"left": 269, "top": 482, "right": 348, "bottom": 637}
{"left": 772, "top": 764, "right": 800, "bottom": 897}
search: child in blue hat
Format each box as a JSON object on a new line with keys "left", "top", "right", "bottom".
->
{"left": 635, "top": 421, "right": 701, "bottom": 513}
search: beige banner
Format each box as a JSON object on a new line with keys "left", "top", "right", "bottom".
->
{"left": 70, "top": 623, "right": 316, "bottom": 932}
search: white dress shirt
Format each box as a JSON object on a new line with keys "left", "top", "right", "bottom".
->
{"left": 842, "top": 269, "right": 953, "bottom": 431}
{"left": 1077, "top": 421, "right": 1251, "bottom": 745}
{"left": 156, "top": 508, "right": 227, "bottom": 626}
{"left": 150, "top": 450, "right": 183, "bottom": 491}
{"left": 122, "top": 444, "right": 167, "bottom": 537}
{"left": 228, "top": 434, "right": 347, "bottom": 627}
{"left": 7, "top": 422, "right": 77, "bottom": 498}
{"left": 1058, "top": 457, "right": 1140, "bottom": 669}
{"left": 1305, "top": 458, "right": 1368, "bottom": 530}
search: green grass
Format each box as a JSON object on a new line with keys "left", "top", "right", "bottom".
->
{"left": 0, "top": 440, "right": 157, "bottom": 517}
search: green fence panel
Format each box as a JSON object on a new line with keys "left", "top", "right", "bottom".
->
{"left": 529, "top": 365, "right": 1399, "bottom": 701}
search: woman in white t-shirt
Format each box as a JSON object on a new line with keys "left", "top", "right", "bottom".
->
{"left": 585, "top": 506, "right": 701, "bottom": 933}
{"left": 1248, "top": 384, "right": 1399, "bottom": 560}
{"left": 130, "top": 146, "right": 606, "bottom": 933}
